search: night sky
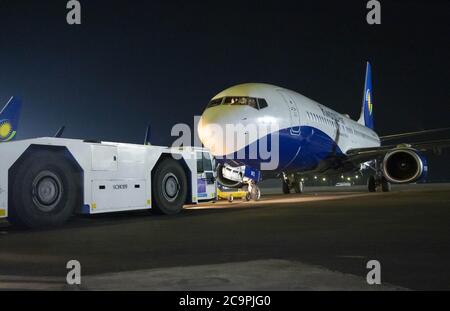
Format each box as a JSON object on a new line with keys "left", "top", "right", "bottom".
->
{"left": 0, "top": 0, "right": 449, "bottom": 179}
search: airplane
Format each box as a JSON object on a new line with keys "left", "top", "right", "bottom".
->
{"left": 198, "top": 62, "right": 450, "bottom": 199}
{"left": 0, "top": 97, "right": 22, "bottom": 142}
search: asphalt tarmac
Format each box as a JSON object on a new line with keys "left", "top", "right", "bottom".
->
{"left": 0, "top": 184, "right": 449, "bottom": 290}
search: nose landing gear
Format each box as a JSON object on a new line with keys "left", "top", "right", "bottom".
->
{"left": 243, "top": 181, "right": 261, "bottom": 201}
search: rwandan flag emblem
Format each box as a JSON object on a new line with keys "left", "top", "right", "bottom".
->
{"left": 366, "top": 89, "right": 373, "bottom": 115}
{"left": 0, "top": 119, "right": 16, "bottom": 142}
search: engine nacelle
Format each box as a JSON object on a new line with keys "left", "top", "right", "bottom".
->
{"left": 382, "top": 149, "right": 428, "bottom": 184}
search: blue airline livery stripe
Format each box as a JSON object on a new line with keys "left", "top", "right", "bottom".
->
{"left": 218, "top": 126, "right": 344, "bottom": 172}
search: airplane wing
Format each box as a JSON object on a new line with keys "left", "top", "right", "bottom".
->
{"left": 379, "top": 127, "right": 450, "bottom": 142}
{"left": 345, "top": 138, "right": 450, "bottom": 165}
{"left": 344, "top": 126, "right": 450, "bottom": 166}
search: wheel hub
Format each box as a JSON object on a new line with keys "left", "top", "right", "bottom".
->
{"left": 162, "top": 173, "right": 179, "bottom": 202}
{"left": 32, "top": 171, "right": 63, "bottom": 212}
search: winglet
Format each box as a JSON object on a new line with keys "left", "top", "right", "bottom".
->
{"left": 357, "top": 62, "right": 375, "bottom": 130}
{"left": 0, "top": 96, "right": 22, "bottom": 142}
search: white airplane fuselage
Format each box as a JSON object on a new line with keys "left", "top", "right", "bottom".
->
{"left": 198, "top": 83, "right": 380, "bottom": 176}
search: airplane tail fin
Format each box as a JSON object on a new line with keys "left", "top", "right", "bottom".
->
{"left": 357, "top": 62, "right": 374, "bottom": 130}
{"left": 0, "top": 97, "right": 22, "bottom": 142}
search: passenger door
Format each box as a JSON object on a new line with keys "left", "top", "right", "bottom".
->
{"left": 278, "top": 91, "right": 301, "bottom": 135}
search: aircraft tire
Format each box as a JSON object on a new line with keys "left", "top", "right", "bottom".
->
{"left": 282, "top": 180, "right": 290, "bottom": 194}
{"left": 250, "top": 185, "right": 261, "bottom": 201}
{"left": 293, "top": 181, "right": 304, "bottom": 194}
{"left": 381, "top": 176, "right": 391, "bottom": 192}
{"left": 368, "top": 175, "right": 377, "bottom": 192}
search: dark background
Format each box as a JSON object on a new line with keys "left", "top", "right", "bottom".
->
{"left": 0, "top": 0, "right": 449, "bottom": 179}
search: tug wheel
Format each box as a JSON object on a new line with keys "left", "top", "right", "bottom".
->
{"left": 8, "top": 150, "right": 81, "bottom": 228}
{"left": 152, "top": 158, "right": 187, "bottom": 215}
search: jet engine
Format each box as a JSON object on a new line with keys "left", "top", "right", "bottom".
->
{"left": 382, "top": 149, "right": 428, "bottom": 184}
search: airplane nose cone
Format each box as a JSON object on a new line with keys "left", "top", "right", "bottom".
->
{"left": 198, "top": 105, "right": 273, "bottom": 158}
{"left": 198, "top": 108, "right": 225, "bottom": 156}
{"left": 198, "top": 106, "right": 246, "bottom": 157}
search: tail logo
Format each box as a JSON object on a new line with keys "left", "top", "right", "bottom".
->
{"left": 366, "top": 89, "right": 373, "bottom": 115}
{"left": 0, "top": 120, "right": 16, "bottom": 142}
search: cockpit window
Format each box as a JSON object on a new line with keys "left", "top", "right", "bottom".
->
{"left": 248, "top": 98, "right": 258, "bottom": 109}
{"left": 258, "top": 98, "right": 268, "bottom": 109}
{"left": 223, "top": 97, "right": 258, "bottom": 109}
{"left": 224, "top": 97, "right": 245, "bottom": 105}
{"left": 206, "top": 97, "right": 223, "bottom": 108}
{"left": 206, "top": 96, "right": 269, "bottom": 110}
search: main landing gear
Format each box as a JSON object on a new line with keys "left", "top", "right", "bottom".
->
{"left": 367, "top": 160, "right": 391, "bottom": 192}
{"left": 281, "top": 173, "right": 304, "bottom": 194}
{"left": 367, "top": 175, "right": 391, "bottom": 192}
